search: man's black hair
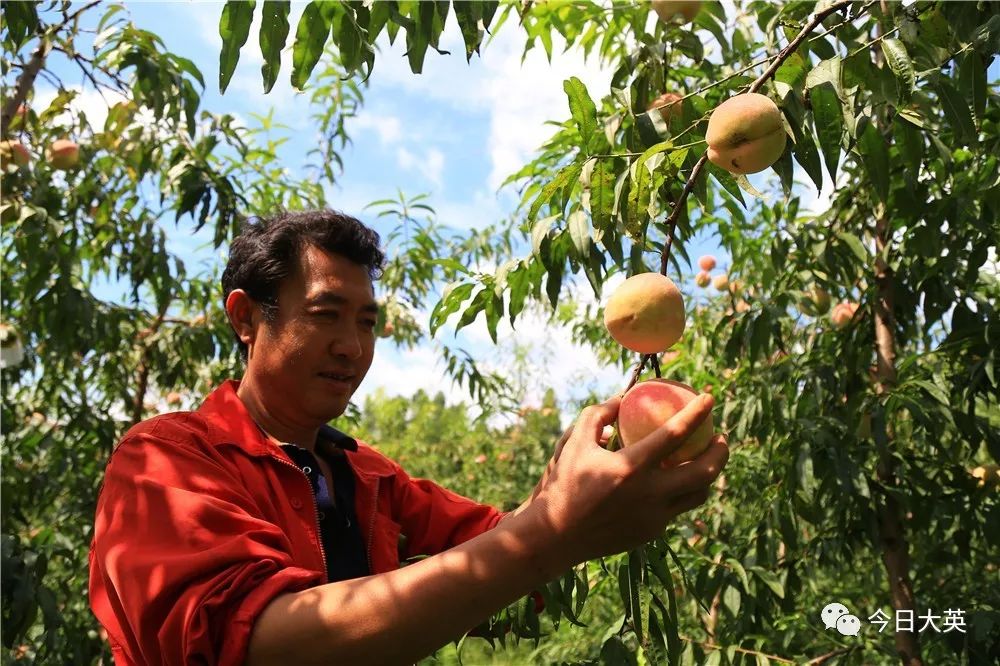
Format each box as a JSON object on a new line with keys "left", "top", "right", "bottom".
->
{"left": 221, "top": 209, "right": 385, "bottom": 363}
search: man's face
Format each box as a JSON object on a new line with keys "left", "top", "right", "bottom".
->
{"left": 240, "top": 244, "right": 379, "bottom": 421}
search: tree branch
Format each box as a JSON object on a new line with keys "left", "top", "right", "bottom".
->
{"left": 1, "top": 0, "right": 103, "bottom": 137}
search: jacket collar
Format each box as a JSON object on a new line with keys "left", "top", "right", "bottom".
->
{"left": 197, "top": 379, "right": 358, "bottom": 457}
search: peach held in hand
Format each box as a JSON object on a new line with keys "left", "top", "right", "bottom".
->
{"left": 604, "top": 272, "right": 685, "bottom": 354}
{"left": 706, "top": 93, "right": 787, "bottom": 175}
{"left": 618, "top": 379, "right": 714, "bottom": 466}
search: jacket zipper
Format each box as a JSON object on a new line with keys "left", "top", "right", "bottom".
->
{"left": 269, "top": 453, "right": 328, "bottom": 583}
{"left": 366, "top": 476, "right": 380, "bottom": 573}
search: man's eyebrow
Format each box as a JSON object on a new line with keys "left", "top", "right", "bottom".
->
{"left": 306, "top": 291, "right": 380, "bottom": 313}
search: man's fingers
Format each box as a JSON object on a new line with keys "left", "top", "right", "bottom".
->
{"left": 564, "top": 395, "right": 622, "bottom": 453}
{"left": 670, "top": 487, "right": 711, "bottom": 515}
{"left": 600, "top": 425, "right": 615, "bottom": 445}
{"left": 620, "top": 393, "right": 715, "bottom": 469}
{"left": 654, "top": 435, "right": 730, "bottom": 496}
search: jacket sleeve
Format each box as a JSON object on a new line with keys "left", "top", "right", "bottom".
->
{"left": 88, "top": 427, "right": 323, "bottom": 666}
{"left": 385, "top": 464, "right": 545, "bottom": 630}
{"left": 386, "top": 461, "right": 507, "bottom": 559}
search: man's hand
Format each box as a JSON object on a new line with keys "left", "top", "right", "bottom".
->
{"left": 522, "top": 393, "right": 728, "bottom": 572}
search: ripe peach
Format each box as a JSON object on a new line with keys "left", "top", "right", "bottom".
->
{"left": 706, "top": 93, "right": 787, "bottom": 175}
{"left": 698, "top": 255, "right": 716, "bottom": 271}
{"left": 712, "top": 274, "right": 729, "bottom": 291}
{"left": 831, "top": 302, "right": 859, "bottom": 328}
{"left": 604, "top": 272, "right": 685, "bottom": 354}
{"left": 647, "top": 91, "right": 683, "bottom": 126}
{"left": 618, "top": 379, "right": 714, "bottom": 466}
{"left": 651, "top": 0, "right": 702, "bottom": 24}
{"left": 0, "top": 140, "right": 30, "bottom": 167}
{"left": 695, "top": 271, "right": 711, "bottom": 287}
{"left": 46, "top": 139, "right": 79, "bottom": 170}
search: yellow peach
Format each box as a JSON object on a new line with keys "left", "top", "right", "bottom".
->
{"left": 706, "top": 93, "right": 787, "bottom": 175}
{"left": 604, "top": 272, "right": 685, "bottom": 354}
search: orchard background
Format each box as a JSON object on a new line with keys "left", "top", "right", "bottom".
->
{"left": 2, "top": 1, "right": 999, "bottom": 664}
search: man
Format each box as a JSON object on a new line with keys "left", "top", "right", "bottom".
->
{"left": 89, "top": 209, "right": 729, "bottom": 665}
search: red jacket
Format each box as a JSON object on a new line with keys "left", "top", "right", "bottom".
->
{"left": 89, "top": 379, "right": 512, "bottom": 665}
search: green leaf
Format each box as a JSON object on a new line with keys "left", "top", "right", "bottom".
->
{"left": 810, "top": 83, "right": 842, "bottom": 183}
{"left": 545, "top": 260, "right": 563, "bottom": 308}
{"left": 857, "top": 119, "right": 889, "bottom": 203}
{"left": 960, "top": 51, "right": 988, "bottom": 127}
{"left": 531, "top": 215, "right": 557, "bottom": 257}
{"left": 707, "top": 162, "right": 746, "bottom": 208}
{"left": 589, "top": 158, "right": 617, "bottom": 233}
{"left": 805, "top": 56, "right": 842, "bottom": 94}
{"left": 921, "top": 8, "right": 952, "bottom": 48}
{"left": 735, "top": 174, "right": 765, "bottom": 200}
{"left": 333, "top": 4, "right": 375, "bottom": 77}
{"left": 485, "top": 292, "right": 502, "bottom": 343}
{"left": 749, "top": 566, "right": 785, "bottom": 599}
{"left": 936, "top": 81, "right": 978, "bottom": 145}
{"left": 4, "top": 0, "right": 38, "bottom": 50}
{"left": 259, "top": 1, "right": 291, "bottom": 93}
{"left": 507, "top": 267, "right": 529, "bottom": 327}
{"left": 893, "top": 114, "right": 923, "bottom": 187}
{"left": 453, "top": 0, "right": 495, "bottom": 61}
{"left": 219, "top": 0, "right": 257, "bottom": 93}
{"left": 528, "top": 162, "right": 583, "bottom": 222}
{"left": 291, "top": 2, "right": 331, "bottom": 90}
{"left": 568, "top": 210, "right": 591, "bottom": 259}
{"left": 430, "top": 282, "right": 474, "bottom": 335}
{"left": 792, "top": 123, "right": 823, "bottom": 191}
{"left": 881, "top": 38, "right": 914, "bottom": 103}
{"left": 837, "top": 231, "right": 868, "bottom": 263}
{"left": 726, "top": 558, "right": 750, "bottom": 592}
{"left": 456, "top": 287, "right": 490, "bottom": 332}
{"left": 775, "top": 52, "right": 807, "bottom": 90}
{"left": 563, "top": 77, "right": 598, "bottom": 153}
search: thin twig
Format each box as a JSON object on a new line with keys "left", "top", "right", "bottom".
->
{"left": 749, "top": 0, "right": 856, "bottom": 94}
{"left": 807, "top": 646, "right": 856, "bottom": 664}
{"left": 680, "top": 636, "right": 796, "bottom": 665}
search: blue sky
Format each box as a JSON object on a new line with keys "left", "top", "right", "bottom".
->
{"left": 43, "top": 1, "right": 988, "bottom": 425}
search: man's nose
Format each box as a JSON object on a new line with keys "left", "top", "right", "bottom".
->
{"left": 331, "top": 327, "right": 363, "bottom": 358}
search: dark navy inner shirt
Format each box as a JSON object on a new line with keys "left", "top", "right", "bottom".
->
{"left": 274, "top": 425, "right": 370, "bottom": 582}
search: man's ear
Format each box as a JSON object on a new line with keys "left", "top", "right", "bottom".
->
{"left": 226, "top": 289, "right": 257, "bottom": 347}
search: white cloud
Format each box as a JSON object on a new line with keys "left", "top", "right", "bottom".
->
{"left": 364, "top": 18, "right": 615, "bottom": 193}
{"left": 351, "top": 111, "right": 403, "bottom": 145}
{"left": 395, "top": 145, "right": 445, "bottom": 189}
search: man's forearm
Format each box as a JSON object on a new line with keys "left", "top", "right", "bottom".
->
{"left": 246, "top": 507, "right": 565, "bottom": 666}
